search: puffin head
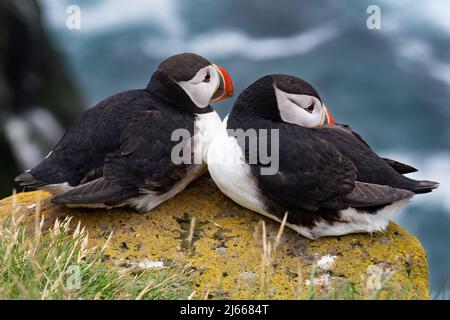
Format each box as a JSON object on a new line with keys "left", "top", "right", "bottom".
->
{"left": 234, "top": 74, "right": 334, "bottom": 127}
{"left": 149, "top": 53, "right": 234, "bottom": 112}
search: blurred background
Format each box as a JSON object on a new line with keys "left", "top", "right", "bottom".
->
{"left": 0, "top": 0, "right": 449, "bottom": 297}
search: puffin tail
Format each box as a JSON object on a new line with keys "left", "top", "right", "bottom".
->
{"left": 411, "top": 180, "right": 439, "bottom": 194}
{"left": 51, "top": 178, "right": 137, "bottom": 206}
{"left": 15, "top": 172, "right": 47, "bottom": 189}
{"left": 381, "top": 157, "right": 418, "bottom": 174}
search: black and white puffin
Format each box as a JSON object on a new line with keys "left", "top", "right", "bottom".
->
{"left": 207, "top": 74, "right": 438, "bottom": 239}
{"left": 15, "top": 53, "right": 234, "bottom": 211}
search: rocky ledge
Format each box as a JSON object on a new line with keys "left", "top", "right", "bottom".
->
{"left": 0, "top": 175, "right": 429, "bottom": 299}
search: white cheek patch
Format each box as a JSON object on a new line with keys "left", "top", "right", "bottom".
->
{"left": 274, "top": 85, "right": 323, "bottom": 127}
{"left": 177, "top": 66, "right": 219, "bottom": 108}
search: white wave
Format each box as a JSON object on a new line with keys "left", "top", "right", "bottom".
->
{"left": 382, "top": 151, "right": 450, "bottom": 214}
{"left": 25, "top": 107, "right": 64, "bottom": 143}
{"left": 380, "top": 0, "right": 450, "bottom": 34}
{"left": 144, "top": 24, "right": 340, "bottom": 60}
{"left": 394, "top": 38, "right": 450, "bottom": 87}
{"left": 2, "top": 107, "right": 65, "bottom": 170}
{"left": 378, "top": 1, "right": 450, "bottom": 88}
{"left": 40, "top": 0, "right": 183, "bottom": 36}
{"left": 3, "top": 117, "right": 43, "bottom": 170}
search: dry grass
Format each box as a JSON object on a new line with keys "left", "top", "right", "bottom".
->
{"left": 0, "top": 194, "right": 193, "bottom": 300}
{"left": 0, "top": 194, "right": 419, "bottom": 300}
{"left": 253, "top": 212, "right": 401, "bottom": 300}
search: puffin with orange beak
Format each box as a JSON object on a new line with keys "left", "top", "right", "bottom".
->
{"left": 246, "top": 73, "right": 414, "bottom": 173}
{"left": 207, "top": 74, "right": 438, "bottom": 239}
{"left": 15, "top": 53, "right": 234, "bottom": 211}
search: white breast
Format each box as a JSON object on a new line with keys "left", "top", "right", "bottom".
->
{"left": 207, "top": 117, "right": 267, "bottom": 214}
{"left": 207, "top": 117, "right": 409, "bottom": 240}
{"left": 194, "top": 111, "right": 223, "bottom": 163}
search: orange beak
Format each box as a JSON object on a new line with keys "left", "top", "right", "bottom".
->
{"left": 210, "top": 64, "right": 234, "bottom": 103}
{"left": 323, "top": 105, "right": 335, "bottom": 125}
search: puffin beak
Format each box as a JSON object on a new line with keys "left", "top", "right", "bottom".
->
{"left": 210, "top": 64, "right": 234, "bottom": 102}
{"left": 322, "top": 105, "right": 335, "bottom": 125}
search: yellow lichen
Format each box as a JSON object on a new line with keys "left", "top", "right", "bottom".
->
{"left": 0, "top": 175, "right": 429, "bottom": 299}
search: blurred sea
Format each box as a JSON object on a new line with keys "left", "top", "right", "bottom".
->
{"left": 39, "top": 0, "right": 450, "bottom": 297}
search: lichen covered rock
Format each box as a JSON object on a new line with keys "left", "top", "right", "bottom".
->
{"left": 0, "top": 175, "right": 429, "bottom": 299}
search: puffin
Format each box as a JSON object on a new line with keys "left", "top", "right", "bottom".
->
{"left": 15, "top": 53, "right": 234, "bottom": 211}
{"left": 207, "top": 74, "right": 438, "bottom": 239}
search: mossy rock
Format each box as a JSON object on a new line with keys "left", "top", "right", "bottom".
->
{"left": 0, "top": 175, "right": 429, "bottom": 299}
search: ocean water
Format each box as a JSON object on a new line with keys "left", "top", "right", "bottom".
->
{"left": 39, "top": 0, "right": 450, "bottom": 297}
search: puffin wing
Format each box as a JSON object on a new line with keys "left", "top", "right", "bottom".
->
{"left": 251, "top": 125, "right": 355, "bottom": 211}
{"left": 380, "top": 158, "right": 418, "bottom": 174}
{"left": 343, "top": 181, "right": 413, "bottom": 208}
{"left": 252, "top": 125, "right": 413, "bottom": 212}
{"left": 50, "top": 177, "right": 137, "bottom": 205}
{"left": 16, "top": 89, "right": 155, "bottom": 189}
{"left": 329, "top": 123, "right": 418, "bottom": 174}
{"left": 52, "top": 110, "right": 193, "bottom": 205}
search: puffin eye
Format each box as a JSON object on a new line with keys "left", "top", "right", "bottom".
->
{"left": 203, "top": 71, "right": 211, "bottom": 83}
{"left": 305, "top": 102, "right": 315, "bottom": 113}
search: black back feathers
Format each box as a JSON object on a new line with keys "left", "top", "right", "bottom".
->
{"left": 15, "top": 53, "right": 214, "bottom": 199}
{"left": 226, "top": 74, "right": 438, "bottom": 227}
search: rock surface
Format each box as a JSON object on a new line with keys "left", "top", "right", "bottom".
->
{"left": 0, "top": 175, "right": 429, "bottom": 299}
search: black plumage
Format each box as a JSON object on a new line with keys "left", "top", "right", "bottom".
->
{"left": 226, "top": 75, "right": 438, "bottom": 227}
{"left": 329, "top": 123, "right": 418, "bottom": 174}
{"left": 51, "top": 109, "right": 194, "bottom": 205}
{"left": 15, "top": 53, "right": 218, "bottom": 206}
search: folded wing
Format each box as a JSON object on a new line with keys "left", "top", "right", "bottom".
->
{"left": 249, "top": 125, "right": 413, "bottom": 213}
{"left": 52, "top": 110, "right": 194, "bottom": 205}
